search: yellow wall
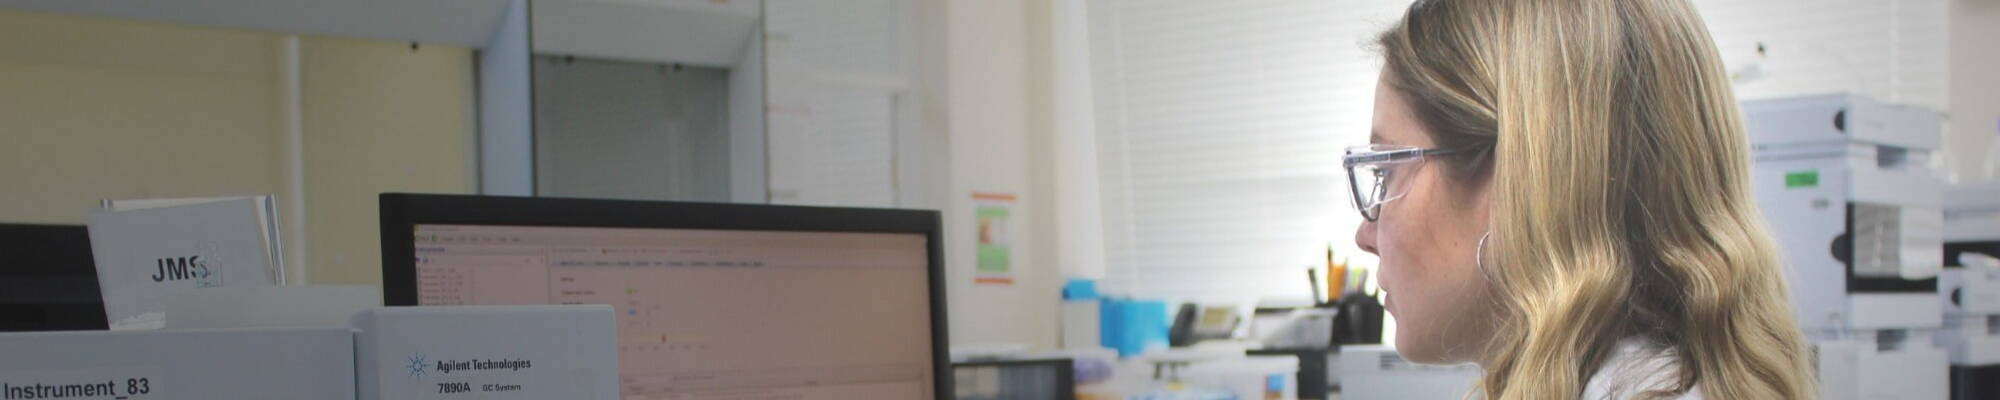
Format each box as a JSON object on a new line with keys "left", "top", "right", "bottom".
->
{"left": 0, "top": 10, "right": 477, "bottom": 286}
{"left": 0, "top": 11, "right": 284, "bottom": 220}
{"left": 301, "top": 37, "right": 477, "bottom": 285}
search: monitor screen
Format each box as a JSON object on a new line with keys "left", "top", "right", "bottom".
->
{"left": 382, "top": 194, "right": 945, "bottom": 400}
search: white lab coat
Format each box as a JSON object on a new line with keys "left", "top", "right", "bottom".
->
{"left": 1581, "top": 339, "right": 1704, "bottom": 400}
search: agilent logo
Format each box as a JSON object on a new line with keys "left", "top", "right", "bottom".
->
{"left": 398, "top": 355, "right": 535, "bottom": 395}
{"left": 406, "top": 354, "right": 428, "bottom": 377}
{"left": 402, "top": 355, "right": 534, "bottom": 379}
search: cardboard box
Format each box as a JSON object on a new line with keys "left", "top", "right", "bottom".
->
{"left": 0, "top": 328, "right": 355, "bottom": 400}
{"left": 352, "top": 305, "right": 617, "bottom": 400}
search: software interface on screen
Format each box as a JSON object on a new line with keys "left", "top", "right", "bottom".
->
{"left": 412, "top": 224, "right": 935, "bottom": 400}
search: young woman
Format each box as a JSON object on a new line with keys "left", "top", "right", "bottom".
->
{"left": 1348, "top": 0, "right": 1816, "bottom": 398}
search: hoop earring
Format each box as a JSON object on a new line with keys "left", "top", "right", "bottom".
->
{"left": 1476, "top": 231, "right": 1493, "bottom": 281}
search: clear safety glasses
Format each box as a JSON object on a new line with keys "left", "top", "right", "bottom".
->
{"left": 1343, "top": 144, "right": 1460, "bottom": 221}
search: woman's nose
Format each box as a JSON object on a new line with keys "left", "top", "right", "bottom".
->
{"left": 1356, "top": 220, "right": 1380, "bottom": 255}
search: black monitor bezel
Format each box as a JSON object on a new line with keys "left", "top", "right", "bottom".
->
{"left": 379, "top": 193, "right": 952, "bottom": 399}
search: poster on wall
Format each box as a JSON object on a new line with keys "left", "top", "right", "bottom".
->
{"left": 972, "top": 192, "right": 1015, "bottom": 286}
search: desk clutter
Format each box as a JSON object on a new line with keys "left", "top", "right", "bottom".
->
{"left": 1041, "top": 245, "right": 1394, "bottom": 400}
{"left": 2, "top": 193, "right": 955, "bottom": 400}
{"left": 2, "top": 192, "right": 1434, "bottom": 400}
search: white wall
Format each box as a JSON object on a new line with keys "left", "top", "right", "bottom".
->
{"left": 898, "top": 0, "right": 946, "bottom": 211}
{"left": 1048, "top": 0, "right": 1107, "bottom": 281}
{"left": 728, "top": 26, "right": 768, "bottom": 203}
{"left": 764, "top": 0, "right": 906, "bottom": 207}
{"left": 756, "top": 0, "right": 1060, "bottom": 348}
{"left": 478, "top": 0, "right": 533, "bottom": 196}
{"left": 933, "top": 0, "right": 1061, "bottom": 350}
{"left": 1948, "top": 0, "right": 2000, "bottom": 182}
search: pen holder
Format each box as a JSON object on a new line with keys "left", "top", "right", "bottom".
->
{"left": 1330, "top": 292, "right": 1384, "bottom": 345}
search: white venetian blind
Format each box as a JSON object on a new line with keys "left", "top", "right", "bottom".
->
{"left": 1085, "top": 0, "right": 1950, "bottom": 302}
{"left": 1088, "top": 0, "right": 1415, "bottom": 301}
{"left": 1691, "top": 0, "right": 1949, "bottom": 109}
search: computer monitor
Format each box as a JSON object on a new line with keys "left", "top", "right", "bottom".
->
{"left": 0, "top": 223, "right": 108, "bottom": 332}
{"left": 379, "top": 194, "right": 950, "bottom": 400}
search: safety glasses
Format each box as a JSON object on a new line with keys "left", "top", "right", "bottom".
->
{"left": 1343, "top": 144, "right": 1459, "bottom": 221}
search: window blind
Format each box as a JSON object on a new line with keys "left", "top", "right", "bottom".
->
{"left": 1088, "top": 0, "right": 1414, "bottom": 302}
{"left": 1084, "top": 0, "right": 1947, "bottom": 302}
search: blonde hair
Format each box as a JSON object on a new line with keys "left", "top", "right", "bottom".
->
{"left": 1375, "top": 0, "right": 1816, "bottom": 398}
